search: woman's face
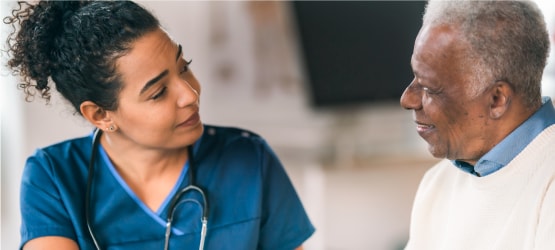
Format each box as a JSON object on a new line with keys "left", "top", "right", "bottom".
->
{"left": 108, "top": 28, "right": 203, "bottom": 150}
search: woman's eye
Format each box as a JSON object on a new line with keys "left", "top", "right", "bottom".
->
{"left": 151, "top": 86, "right": 167, "bottom": 100}
{"left": 180, "top": 59, "right": 192, "bottom": 74}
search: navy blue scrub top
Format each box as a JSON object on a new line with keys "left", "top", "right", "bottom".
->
{"left": 20, "top": 124, "right": 315, "bottom": 249}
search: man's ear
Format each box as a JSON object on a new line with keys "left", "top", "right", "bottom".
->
{"left": 80, "top": 101, "right": 114, "bottom": 131}
{"left": 489, "top": 81, "right": 513, "bottom": 119}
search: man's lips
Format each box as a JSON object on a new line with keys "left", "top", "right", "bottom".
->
{"left": 416, "top": 121, "right": 435, "bottom": 133}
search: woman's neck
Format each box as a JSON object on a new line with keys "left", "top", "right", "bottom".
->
{"left": 99, "top": 132, "right": 190, "bottom": 211}
{"left": 100, "top": 132, "right": 189, "bottom": 182}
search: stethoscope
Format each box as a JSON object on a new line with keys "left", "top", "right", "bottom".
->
{"left": 85, "top": 129, "right": 208, "bottom": 250}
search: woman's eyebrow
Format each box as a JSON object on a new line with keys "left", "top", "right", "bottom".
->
{"left": 176, "top": 44, "right": 182, "bottom": 61}
{"left": 139, "top": 44, "right": 182, "bottom": 95}
{"left": 140, "top": 70, "right": 169, "bottom": 95}
{"left": 139, "top": 44, "right": 182, "bottom": 94}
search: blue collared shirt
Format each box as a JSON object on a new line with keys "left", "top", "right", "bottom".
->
{"left": 453, "top": 97, "right": 555, "bottom": 177}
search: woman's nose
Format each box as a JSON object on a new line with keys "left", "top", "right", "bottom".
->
{"left": 400, "top": 78, "right": 422, "bottom": 110}
{"left": 176, "top": 78, "right": 199, "bottom": 108}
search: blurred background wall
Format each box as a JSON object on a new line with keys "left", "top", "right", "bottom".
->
{"left": 2, "top": 1, "right": 555, "bottom": 249}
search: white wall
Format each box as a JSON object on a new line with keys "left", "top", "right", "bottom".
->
{"left": 2, "top": 2, "right": 25, "bottom": 249}
{"left": 1, "top": 58, "right": 26, "bottom": 250}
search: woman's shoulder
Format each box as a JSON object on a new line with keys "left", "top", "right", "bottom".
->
{"left": 29, "top": 131, "right": 95, "bottom": 164}
{"left": 203, "top": 124, "right": 262, "bottom": 139}
{"left": 196, "top": 124, "right": 271, "bottom": 161}
{"left": 201, "top": 124, "right": 266, "bottom": 146}
{"left": 22, "top": 132, "right": 94, "bottom": 192}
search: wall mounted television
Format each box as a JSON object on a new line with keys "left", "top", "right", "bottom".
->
{"left": 290, "top": 1, "right": 426, "bottom": 109}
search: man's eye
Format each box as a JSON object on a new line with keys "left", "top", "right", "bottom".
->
{"left": 422, "top": 86, "right": 438, "bottom": 94}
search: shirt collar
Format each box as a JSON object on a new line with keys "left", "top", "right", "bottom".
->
{"left": 453, "top": 97, "right": 555, "bottom": 177}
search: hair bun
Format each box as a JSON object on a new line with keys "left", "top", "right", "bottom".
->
{"left": 4, "top": 1, "right": 91, "bottom": 100}
{"left": 6, "top": 0, "right": 160, "bottom": 107}
{"left": 55, "top": 1, "right": 91, "bottom": 21}
{"left": 44, "top": 1, "right": 91, "bottom": 41}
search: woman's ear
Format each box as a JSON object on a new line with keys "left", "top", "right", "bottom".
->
{"left": 80, "top": 101, "right": 116, "bottom": 132}
{"left": 489, "top": 81, "right": 513, "bottom": 119}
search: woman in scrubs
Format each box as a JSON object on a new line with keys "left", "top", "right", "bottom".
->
{"left": 4, "top": 1, "right": 315, "bottom": 249}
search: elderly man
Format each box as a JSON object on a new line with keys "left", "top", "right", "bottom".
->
{"left": 400, "top": 1, "right": 555, "bottom": 249}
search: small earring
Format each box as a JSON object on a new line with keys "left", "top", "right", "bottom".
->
{"left": 108, "top": 124, "right": 116, "bottom": 131}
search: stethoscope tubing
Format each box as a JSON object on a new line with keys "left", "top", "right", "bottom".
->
{"left": 86, "top": 129, "right": 208, "bottom": 250}
{"left": 86, "top": 129, "right": 102, "bottom": 250}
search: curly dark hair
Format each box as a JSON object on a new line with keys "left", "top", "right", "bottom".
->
{"left": 4, "top": 0, "right": 160, "bottom": 114}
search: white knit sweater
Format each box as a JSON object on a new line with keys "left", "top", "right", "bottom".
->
{"left": 405, "top": 125, "right": 555, "bottom": 250}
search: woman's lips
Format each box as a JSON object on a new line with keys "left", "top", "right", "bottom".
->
{"left": 177, "top": 112, "right": 200, "bottom": 127}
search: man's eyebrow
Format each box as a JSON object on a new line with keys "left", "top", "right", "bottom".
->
{"left": 412, "top": 69, "right": 420, "bottom": 78}
{"left": 140, "top": 70, "right": 168, "bottom": 95}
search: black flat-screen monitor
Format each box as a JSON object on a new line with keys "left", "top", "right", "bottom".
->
{"left": 291, "top": 1, "right": 426, "bottom": 109}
